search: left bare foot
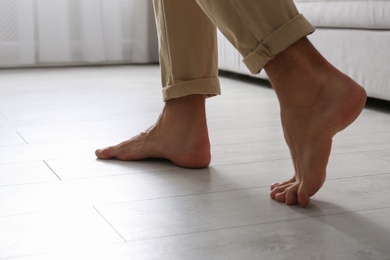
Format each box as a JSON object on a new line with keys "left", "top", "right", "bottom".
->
{"left": 265, "top": 38, "right": 367, "bottom": 207}
{"left": 270, "top": 76, "right": 366, "bottom": 206}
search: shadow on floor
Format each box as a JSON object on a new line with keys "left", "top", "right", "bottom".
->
{"left": 365, "top": 97, "right": 390, "bottom": 114}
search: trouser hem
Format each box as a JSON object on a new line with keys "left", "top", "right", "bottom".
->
{"left": 243, "top": 14, "right": 315, "bottom": 74}
{"left": 163, "top": 78, "right": 221, "bottom": 101}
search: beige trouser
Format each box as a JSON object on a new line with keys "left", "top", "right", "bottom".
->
{"left": 153, "top": 0, "right": 315, "bottom": 101}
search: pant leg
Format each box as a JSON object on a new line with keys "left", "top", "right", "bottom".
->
{"left": 153, "top": 0, "right": 221, "bottom": 101}
{"left": 196, "top": 0, "right": 315, "bottom": 74}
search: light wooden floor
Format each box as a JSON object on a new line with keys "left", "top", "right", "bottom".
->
{"left": 1, "top": 65, "right": 390, "bottom": 260}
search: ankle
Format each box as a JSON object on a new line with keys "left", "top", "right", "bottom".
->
{"left": 264, "top": 38, "right": 337, "bottom": 108}
{"left": 166, "top": 94, "right": 206, "bottom": 108}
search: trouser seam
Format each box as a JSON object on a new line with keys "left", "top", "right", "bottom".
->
{"left": 160, "top": 1, "right": 174, "bottom": 85}
{"left": 228, "top": 0, "right": 262, "bottom": 44}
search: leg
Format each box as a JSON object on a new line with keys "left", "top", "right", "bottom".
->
{"left": 196, "top": 0, "right": 366, "bottom": 206}
{"left": 95, "top": 0, "right": 220, "bottom": 168}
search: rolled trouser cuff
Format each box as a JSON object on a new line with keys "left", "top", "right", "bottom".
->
{"left": 162, "top": 78, "right": 221, "bottom": 101}
{"left": 243, "top": 14, "right": 315, "bottom": 74}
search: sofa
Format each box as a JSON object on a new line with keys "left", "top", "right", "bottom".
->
{"left": 217, "top": 0, "right": 390, "bottom": 101}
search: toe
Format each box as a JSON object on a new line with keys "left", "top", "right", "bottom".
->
{"left": 298, "top": 190, "right": 310, "bottom": 207}
{"left": 270, "top": 177, "right": 296, "bottom": 191}
{"left": 270, "top": 183, "right": 293, "bottom": 200}
{"left": 95, "top": 147, "right": 114, "bottom": 159}
{"left": 274, "top": 191, "right": 287, "bottom": 203}
{"left": 285, "top": 184, "right": 299, "bottom": 205}
{"left": 270, "top": 182, "right": 281, "bottom": 190}
{"left": 270, "top": 185, "right": 284, "bottom": 199}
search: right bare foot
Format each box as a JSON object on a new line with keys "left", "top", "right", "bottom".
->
{"left": 95, "top": 94, "right": 211, "bottom": 168}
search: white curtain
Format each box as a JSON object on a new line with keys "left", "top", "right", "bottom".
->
{"left": 0, "top": 0, "right": 158, "bottom": 67}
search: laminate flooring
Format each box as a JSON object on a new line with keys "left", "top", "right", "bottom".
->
{"left": 1, "top": 65, "right": 390, "bottom": 260}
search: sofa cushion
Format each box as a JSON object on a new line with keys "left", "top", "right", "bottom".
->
{"left": 294, "top": 0, "right": 390, "bottom": 29}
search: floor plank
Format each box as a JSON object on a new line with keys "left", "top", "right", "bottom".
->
{"left": 0, "top": 207, "right": 124, "bottom": 259}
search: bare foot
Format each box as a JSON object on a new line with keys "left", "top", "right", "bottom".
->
{"left": 95, "top": 95, "right": 211, "bottom": 169}
{"left": 266, "top": 38, "right": 367, "bottom": 207}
